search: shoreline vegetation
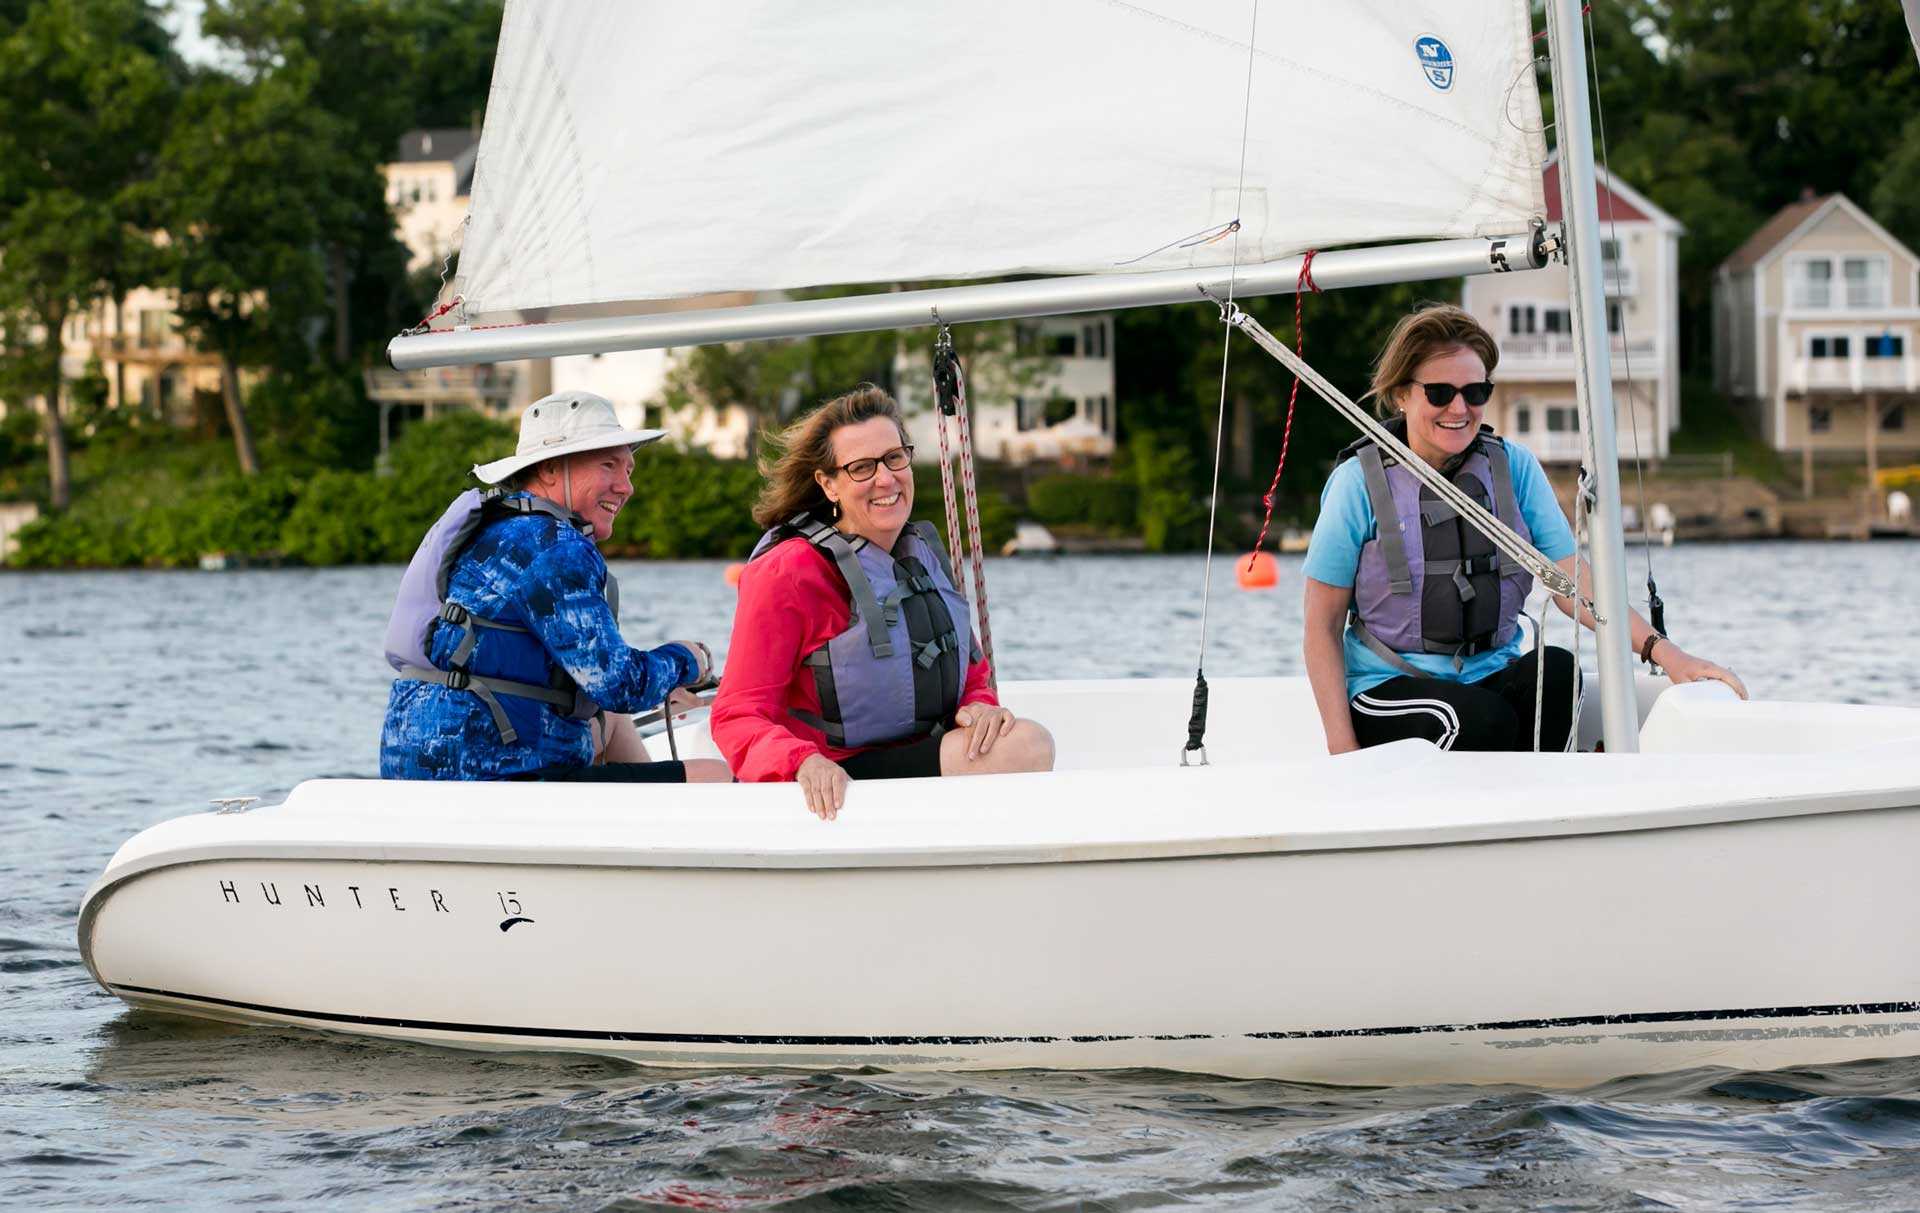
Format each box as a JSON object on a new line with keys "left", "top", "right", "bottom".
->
{"left": 4, "top": 3, "right": 1917, "bottom": 569}
{"left": 0, "top": 412, "right": 1210, "bottom": 569}
{"left": 4, "top": 387, "right": 1910, "bottom": 571}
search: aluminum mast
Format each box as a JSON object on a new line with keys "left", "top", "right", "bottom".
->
{"left": 1544, "top": 0, "right": 1641, "bottom": 753}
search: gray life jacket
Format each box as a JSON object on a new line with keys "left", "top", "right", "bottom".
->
{"left": 384, "top": 488, "right": 617, "bottom": 744}
{"left": 1339, "top": 421, "right": 1534, "bottom": 676}
{"left": 749, "top": 512, "right": 978, "bottom": 749}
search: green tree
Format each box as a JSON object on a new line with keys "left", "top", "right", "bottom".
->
{"left": 0, "top": 0, "right": 179, "bottom": 508}
{"left": 201, "top": 0, "right": 445, "bottom": 365}
{"left": 1869, "top": 114, "right": 1920, "bottom": 259}
{"left": 145, "top": 62, "right": 392, "bottom": 474}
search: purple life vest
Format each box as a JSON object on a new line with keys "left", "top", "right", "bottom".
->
{"left": 750, "top": 513, "right": 976, "bottom": 749}
{"left": 384, "top": 489, "right": 610, "bottom": 744}
{"left": 1344, "top": 425, "right": 1534, "bottom": 673}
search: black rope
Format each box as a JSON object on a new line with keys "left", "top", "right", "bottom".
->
{"left": 1184, "top": 670, "right": 1211, "bottom": 762}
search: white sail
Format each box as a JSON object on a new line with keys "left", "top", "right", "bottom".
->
{"left": 454, "top": 0, "right": 1548, "bottom": 315}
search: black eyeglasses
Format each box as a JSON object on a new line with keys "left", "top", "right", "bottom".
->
{"left": 832, "top": 445, "right": 913, "bottom": 482}
{"left": 1411, "top": 381, "right": 1495, "bottom": 408}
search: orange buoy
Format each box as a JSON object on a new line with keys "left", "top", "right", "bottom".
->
{"left": 1236, "top": 551, "right": 1279, "bottom": 590}
{"left": 724, "top": 562, "right": 746, "bottom": 587}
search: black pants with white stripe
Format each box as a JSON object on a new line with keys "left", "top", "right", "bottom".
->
{"left": 1349, "top": 647, "right": 1582, "bottom": 752}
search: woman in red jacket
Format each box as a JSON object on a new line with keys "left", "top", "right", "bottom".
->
{"left": 710, "top": 386, "right": 1054, "bottom": 819}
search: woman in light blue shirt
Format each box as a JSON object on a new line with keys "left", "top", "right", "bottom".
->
{"left": 1301, "top": 305, "right": 1744, "bottom": 753}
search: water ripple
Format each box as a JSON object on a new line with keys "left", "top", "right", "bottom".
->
{"left": 7, "top": 551, "right": 1920, "bottom": 1210}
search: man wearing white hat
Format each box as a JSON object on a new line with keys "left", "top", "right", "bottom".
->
{"left": 380, "top": 390, "right": 730, "bottom": 783}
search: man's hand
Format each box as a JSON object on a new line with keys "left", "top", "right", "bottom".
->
{"left": 795, "top": 753, "right": 849, "bottom": 821}
{"left": 668, "top": 639, "right": 714, "bottom": 687}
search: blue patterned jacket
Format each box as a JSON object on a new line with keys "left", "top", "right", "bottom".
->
{"left": 379, "top": 498, "right": 698, "bottom": 780}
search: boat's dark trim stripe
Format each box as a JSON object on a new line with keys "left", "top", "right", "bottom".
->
{"left": 108, "top": 985, "right": 1920, "bottom": 1047}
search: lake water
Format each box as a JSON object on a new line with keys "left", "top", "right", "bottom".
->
{"left": 6, "top": 544, "right": 1920, "bottom": 1211}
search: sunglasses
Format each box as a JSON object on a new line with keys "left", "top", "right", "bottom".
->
{"left": 1411, "top": 380, "right": 1495, "bottom": 408}
{"left": 832, "top": 445, "right": 913, "bottom": 482}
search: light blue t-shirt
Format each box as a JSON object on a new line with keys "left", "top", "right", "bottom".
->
{"left": 1302, "top": 439, "right": 1577, "bottom": 700}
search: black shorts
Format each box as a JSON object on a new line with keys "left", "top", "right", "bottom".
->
{"left": 837, "top": 734, "right": 943, "bottom": 780}
{"left": 520, "top": 760, "right": 688, "bottom": 784}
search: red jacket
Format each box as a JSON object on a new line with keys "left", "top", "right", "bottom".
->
{"left": 710, "top": 534, "right": 997, "bottom": 782}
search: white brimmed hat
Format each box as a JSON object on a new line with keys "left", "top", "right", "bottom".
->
{"left": 473, "top": 391, "right": 666, "bottom": 485}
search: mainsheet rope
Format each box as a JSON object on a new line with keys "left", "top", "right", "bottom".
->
{"left": 1183, "top": 0, "right": 1262, "bottom": 767}
{"left": 932, "top": 323, "right": 997, "bottom": 692}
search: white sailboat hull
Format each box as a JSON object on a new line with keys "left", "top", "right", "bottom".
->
{"left": 81, "top": 678, "right": 1920, "bottom": 1087}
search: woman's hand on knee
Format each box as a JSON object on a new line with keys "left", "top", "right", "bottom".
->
{"left": 953, "top": 703, "right": 1014, "bottom": 759}
{"left": 795, "top": 753, "right": 849, "bottom": 821}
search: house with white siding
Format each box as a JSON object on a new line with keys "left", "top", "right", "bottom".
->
{"left": 1461, "top": 159, "right": 1683, "bottom": 462}
{"left": 1712, "top": 192, "right": 1920, "bottom": 493}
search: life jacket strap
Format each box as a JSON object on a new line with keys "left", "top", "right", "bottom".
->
{"left": 396, "top": 664, "right": 578, "bottom": 746}
{"left": 1348, "top": 613, "right": 1426, "bottom": 679}
{"left": 915, "top": 632, "right": 960, "bottom": 670}
{"left": 788, "top": 707, "right": 847, "bottom": 746}
{"left": 792, "top": 513, "right": 894, "bottom": 659}
{"left": 1479, "top": 436, "right": 1524, "bottom": 579}
{"left": 1355, "top": 446, "right": 1414, "bottom": 595}
{"left": 788, "top": 708, "right": 950, "bottom": 751}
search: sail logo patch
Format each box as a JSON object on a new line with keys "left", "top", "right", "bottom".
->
{"left": 1414, "top": 35, "right": 1454, "bottom": 92}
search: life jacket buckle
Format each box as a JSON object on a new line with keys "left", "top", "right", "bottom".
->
{"left": 445, "top": 667, "right": 472, "bottom": 690}
{"left": 440, "top": 602, "right": 471, "bottom": 627}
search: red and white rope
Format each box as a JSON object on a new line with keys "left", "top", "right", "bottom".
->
{"left": 949, "top": 358, "right": 996, "bottom": 690}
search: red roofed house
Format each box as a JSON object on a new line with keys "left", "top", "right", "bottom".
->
{"left": 1713, "top": 193, "right": 1920, "bottom": 495}
{"left": 1461, "top": 158, "right": 1683, "bottom": 463}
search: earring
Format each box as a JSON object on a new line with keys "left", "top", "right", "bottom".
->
{"left": 831, "top": 501, "right": 841, "bottom": 520}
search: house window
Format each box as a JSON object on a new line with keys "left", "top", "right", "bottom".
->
{"left": 1016, "top": 396, "right": 1045, "bottom": 431}
{"left": 1843, "top": 257, "right": 1889, "bottom": 309}
{"left": 1542, "top": 308, "right": 1571, "bottom": 335}
{"left": 1085, "top": 394, "right": 1111, "bottom": 432}
{"left": 1016, "top": 322, "right": 1080, "bottom": 358}
{"left": 1808, "top": 404, "right": 1833, "bottom": 433}
{"left": 1081, "top": 321, "right": 1108, "bottom": 359}
{"left": 1882, "top": 404, "right": 1907, "bottom": 432}
{"left": 1792, "top": 259, "right": 1833, "bottom": 309}
{"left": 1546, "top": 406, "right": 1580, "bottom": 433}
{"left": 1606, "top": 302, "right": 1623, "bottom": 334}
{"left": 1508, "top": 304, "right": 1537, "bottom": 336}
{"left": 1809, "top": 335, "right": 1851, "bottom": 359}
{"left": 1600, "top": 238, "right": 1621, "bottom": 263}
{"left": 1513, "top": 404, "right": 1532, "bottom": 433}
{"left": 1044, "top": 396, "right": 1076, "bottom": 427}
{"left": 1865, "top": 334, "right": 1905, "bottom": 358}
{"left": 138, "top": 309, "right": 171, "bottom": 347}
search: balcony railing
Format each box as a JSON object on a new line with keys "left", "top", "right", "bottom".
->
{"left": 1501, "top": 334, "right": 1656, "bottom": 362}
{"left": 1601, "top": 261, "right": 1637, "bottom": 297}
{"left": 1784, "top": 357, "right": 1919, "bottom": 394}
{"left": 364, "top": 366, "right": 518, "bottom": 408}
{"left": 1521, "top": 431, "right": 1589, "bottom": 462}
{"left": 1789, "top": 284, "right": 1892, "bottom": 310}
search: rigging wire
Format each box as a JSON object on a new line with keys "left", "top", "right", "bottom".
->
{"left": 1582, "top": 6, "right": 1665, "bottom": 636}
{"left": 1183, "top": 0, "right": 1262, "bottom": 767}
{"left": 405, "top": 216, "right": 470, "bottom": 335}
